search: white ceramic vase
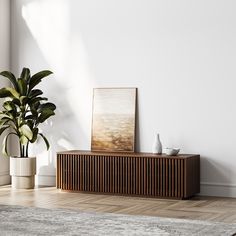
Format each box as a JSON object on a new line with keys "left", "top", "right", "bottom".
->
{"left": 152, "top": 133, "right": 162, "bottom": 154}
{"left": 10, "top": 157, "right": 36, "bottom": 189}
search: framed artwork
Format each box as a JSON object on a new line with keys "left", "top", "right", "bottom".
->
{"left": 91, "top": 88, "right": 137, "bottom": 152}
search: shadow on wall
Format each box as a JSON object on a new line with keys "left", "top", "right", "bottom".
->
{"left": 200, "top": 156, "right": 233, "bottom": 196}
{"left": 12, "top": 0, "right": 90, "bottom": 186}
{"left": 32, "top": 80, "right": 87, "bottom": 186}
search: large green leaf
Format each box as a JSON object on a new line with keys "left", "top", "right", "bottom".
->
{"left": 0, "top": 87, "right": 20, "bottom": 99}
{"left": 19, "top": 135, "right": 28, "bottom": 145}
{"left": 30, "top": 128, "right": 39, "bottom": 143}
{"left": 26, "top": 120, "right": 34, "bottom": 130}
{"left": 30, "top": 107, "right": 38, "bottom": 118}
{"left": 2, "top": 134, "right": 9, "bottom": 156}
{"left": 37, "top": 108, "right": 55, "bottom": 123}
{"left": 0, "top": 113, "right": 12, "bottom": 121}
{"left": 0, "top": 71, "right": 19, "bottom": 91}
{"left": 39, "top": 102, "right": 56, "bottom": 111}
{"left": 0, "top": 110, "right": 13, "bottom": 116}
{"left": 19, "top": 124, "right": 33, "bottom": 140}
{"left": 20, "top": 68, "right": 31, "bottom": 82}
{"left": 2, "top": 132, "right": 17, "bottom": 157}
{"left": 19, "top": 96, "right": 28, "bottom": 105}
{"left": 28, "top": 70, "right": 53, "bottom": 91}
{"left": 0, "top": 125, "right": 10, "bottom": 136}
{"left": 28, "top": 97, "right": 48, "bottom": 106}
{"left": 28, "top": 89, "right": 43, "bottom": 98}
{"left": 0, "top": 118, "right": 11, "bottom": 127}
{"left": 12, "top": 98, "right": 21, "bottom": 107}
{"left": 3, "top": 101, "right": 17, "bottom": 112}
{"left": 39, "top": 133, "right": 50, "bottom": 150}
{"left": 2, "top": 104, "right": 17, "bottom": 119}
{"left": 0, "top": 88, "right": 10, "bottom": 98}
{"left": 18, "top": 78, "right": 27, "bottom": 96}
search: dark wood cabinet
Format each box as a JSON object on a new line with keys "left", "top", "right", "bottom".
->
{"left": 56, "top": 150, "right": 200, "bottom": 199}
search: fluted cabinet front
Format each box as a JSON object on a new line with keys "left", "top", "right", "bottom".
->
{"left": 57, "top": 151, "right": 200, "bottom": 199}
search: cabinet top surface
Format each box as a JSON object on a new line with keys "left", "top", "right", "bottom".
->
{"left": 57, "top": 150, "right": 199, "bottom": 159}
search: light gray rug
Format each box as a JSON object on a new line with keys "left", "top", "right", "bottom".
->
{"left": 0, "top": 205, "right": 235, "bottom": 236}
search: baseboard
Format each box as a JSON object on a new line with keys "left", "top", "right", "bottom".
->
{"left": 10, "top": 174, "right": 236, "bottom": 198}
{"left": 0, "top": 171, "right": 10, "bottom": 186}
{"left": 36, "top": 175, "right": 56, "bottom": 187}
{"left": 200, "top": 182, "right": 236, "bottom": 198}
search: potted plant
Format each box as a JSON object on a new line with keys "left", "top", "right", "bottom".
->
{"left": 0, "top": 68, "right": 56, "bottom": 189}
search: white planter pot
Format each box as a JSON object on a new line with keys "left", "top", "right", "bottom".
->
{"left": 10, "top": 157, "right": 36, "bottom": 189}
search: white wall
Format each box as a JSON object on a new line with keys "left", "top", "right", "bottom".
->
{"left": 10, "top": 0, "right": 236, "bottom": 196}
{"left": 0, "top": 0, "right": 11, "bottom": 185}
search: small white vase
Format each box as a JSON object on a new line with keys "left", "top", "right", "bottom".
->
{"left": 152, "top": 133, "right": 162, "bottom": 154}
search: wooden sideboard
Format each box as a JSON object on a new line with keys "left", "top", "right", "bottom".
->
{"left": 56, "top": 150, "right": 200, "bottom": 199}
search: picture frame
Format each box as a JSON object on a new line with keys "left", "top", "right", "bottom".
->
{"left": 91, "top": 87, "right": 137, "bottom": 152}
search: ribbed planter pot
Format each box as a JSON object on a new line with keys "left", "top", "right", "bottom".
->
{"left": 10, "top": 157, "right": 36, "bottom": 189}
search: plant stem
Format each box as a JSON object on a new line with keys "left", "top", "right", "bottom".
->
{"left": 26, "top": 141, "right": 29, "bottom": 157}
{"left": 22, "top": 145, "right": 25, "bottom": 157}
{"left": 19, "top": 142, "right": 23, "bottom": 157}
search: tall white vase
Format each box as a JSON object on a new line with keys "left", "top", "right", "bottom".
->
{"left": 152, "top": 133, "right": 162, "bottom": 154}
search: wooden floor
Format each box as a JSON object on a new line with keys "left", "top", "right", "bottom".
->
{"left": 0, "top": 186, "right": 236, "bottom": 223}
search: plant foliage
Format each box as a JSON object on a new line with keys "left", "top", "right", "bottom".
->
{"left": 0, "top": 68, "right": 56, "bottom": 157}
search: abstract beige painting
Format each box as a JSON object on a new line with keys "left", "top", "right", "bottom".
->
{"left": 91, "top": 88, "right": 137, "bottom": 152}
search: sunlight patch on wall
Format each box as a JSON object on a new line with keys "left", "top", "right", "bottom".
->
{"left": 22, "top": 0, "right": 70, "bottom": 75}
{"left": 22, "top": 0, "right": 94, "bottom": 152}
{"left": 21, "top": 0, "right": 93, "bottom": 85}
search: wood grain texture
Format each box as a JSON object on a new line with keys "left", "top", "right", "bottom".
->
{"left": 0, "top": 186, "right": 236, "bottom": 223}
{"left": 56, "top": 151, "right": 200, "bottom": 199}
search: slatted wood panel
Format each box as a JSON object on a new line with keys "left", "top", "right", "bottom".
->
{"left": 57, "top": 151, "right": 200, "bottom": 199}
